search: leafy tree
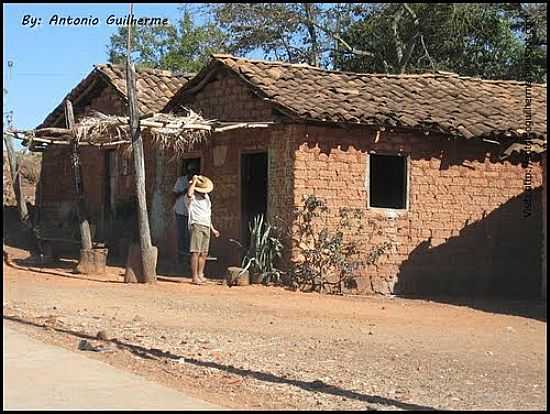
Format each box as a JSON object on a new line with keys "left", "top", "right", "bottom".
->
{"left": 107, "top": 25, "right": 174, "bottom": 68}
{"left": 336, "top": 3, "right": 546, "bottom": 81}
{"left": 205, "top": 3, "right": 370, "bottom": 67}
{"left": 206, "top": 3, "right": 318, "bottom": 65}
{"left": 106, "top": 3, "right": 546, "bottom": 81}
{"left": 106, "top": 8, "right": 227, "bottom": 73}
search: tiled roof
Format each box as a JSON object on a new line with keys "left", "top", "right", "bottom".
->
{"left": 169, "top": 54, "right": 547, "bottom": 140}
{"left": 39, "top": 64, "right": 193, "bottom": 128}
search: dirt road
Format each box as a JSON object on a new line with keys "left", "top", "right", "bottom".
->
{"left": 3, "top": 245, "right": 546, "bottom": 410}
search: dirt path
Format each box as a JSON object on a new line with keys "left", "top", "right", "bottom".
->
{"left": 3, "top": 245, "right": 546, "bottom": 410}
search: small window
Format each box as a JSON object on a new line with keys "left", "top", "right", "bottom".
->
{"left": 368, "top": 154, "right": 408, "bottom": 209}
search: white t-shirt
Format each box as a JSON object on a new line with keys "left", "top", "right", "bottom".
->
{"left": 185, "top": 193, "right": 211, "bottom": 229}
{"left": 173, "top": 176, "right": 190, "bottom": 216}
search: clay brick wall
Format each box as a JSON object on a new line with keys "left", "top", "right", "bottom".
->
{"left": 291, "top": 124, "right": 544, "bottom": 297}
{"left": 164, "top": 125, "right": 293, "bottom": 273}
{"left": 175, "top": 68, "right": 274, "bottom": 122}
{"left": 39, "top": 146, "right": 76, "bottom": 205}
{"left": 38, "top": 82, "right": 129, "bottom": 243}
{"left": 163, "top": 68, "right": 292, "bottom": 271}
{"left": 78, "top": 82, "right": 126, "bottom": 118}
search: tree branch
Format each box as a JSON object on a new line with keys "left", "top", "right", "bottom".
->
{"left": 392, "top": 6, "right": 405, "bottom": 65}
{"left": 402, "top": 3, "right": 435, "bottom": 73}
{"left": 420, "top": 34, "right": 436, "bottom": 72}
{"left": 297, "top": 13, "right": 375, "bottom": 58}
{"left": 302, "top": 3, "right": 320, "bottom": 66}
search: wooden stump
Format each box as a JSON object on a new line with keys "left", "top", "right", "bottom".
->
{"left": 226, "top": 266, "right": 249, "bottom": 286}
{"left": 124, "top": 242, "right": 158, "bottom": 283}
{"left": 75, "top": 248, "right": 108, "bottom": 275}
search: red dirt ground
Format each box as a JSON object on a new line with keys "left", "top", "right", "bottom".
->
{"left": 3, "top": 243, "right": 547, "bottom": 410}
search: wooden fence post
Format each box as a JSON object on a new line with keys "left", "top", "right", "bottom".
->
{"left": 64, "top": 100, "right": 107, "bottom": 275}
{"left": 65, "top": 100, "right": 93, "bottom": 251}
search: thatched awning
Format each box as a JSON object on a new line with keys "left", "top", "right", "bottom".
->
{"left": 8, "top": 109, "right": 274, "bottom": 154}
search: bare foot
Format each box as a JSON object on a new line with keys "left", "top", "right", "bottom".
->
{"left": 198, "top": 274, "right": 208, "bottom": 282}
{"left": 191, "top": 278, "right": 204, "bottom": 285}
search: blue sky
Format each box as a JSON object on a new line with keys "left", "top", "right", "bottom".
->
{"left": 2, "top": 3, "right": 221, "bottom": 148}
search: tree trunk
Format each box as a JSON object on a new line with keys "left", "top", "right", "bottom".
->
{"left": 4, "top": 134, "right": 29, "bottom": 223}
{"left": 303, "top": 3, "right": 320, "bottom": 67}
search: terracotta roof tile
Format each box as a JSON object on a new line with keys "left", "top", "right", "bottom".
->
{"left": 173, "top": 55, "right": 546, "bottom": 140}
{"left": 39, "top": 64, "right": 194, "bottom": 128}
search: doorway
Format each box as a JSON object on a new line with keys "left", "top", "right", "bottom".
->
{"left": 179, "top": 157, "right": 201, "bottom": 177}
{"left": 104, "top": 150, "right": 117, "bottom": 233}
{"left": 241, "top": 152, "right": 268, "bottom": 246}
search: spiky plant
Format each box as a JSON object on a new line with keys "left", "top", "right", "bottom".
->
{"left": 230, "top": 214, "right": 284, "bottom": 284}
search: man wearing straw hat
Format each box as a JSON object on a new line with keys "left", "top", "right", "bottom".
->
{"left": 185, "top": 174, "right": 220, "bottom": 284}
{"left": 173, "top": 161, "right": 199, "bottom": 268}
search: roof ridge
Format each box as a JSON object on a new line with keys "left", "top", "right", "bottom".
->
{"left": 40, "top": 64, "right": 191, "bottom": 128}
{"left": 95, "top": 63, "right": 185, "bottom": 78}
{"left": 211, "top": 54, "right": 547, "bottom": 86}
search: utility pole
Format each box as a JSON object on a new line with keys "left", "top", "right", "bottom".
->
{"left": 124, "top": 3, "right": 157, "bottom": 283}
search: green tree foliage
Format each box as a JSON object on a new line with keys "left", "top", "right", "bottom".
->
{"left": 337, "top": 3, "right": 546, "bottom": 81}
{"left": 106, "top": 3, "right": 546, "bottom": 81}
{"left": 207, "top": 3, "right": 325, "bottom": 66}
{"left": 107, "top": 9, "right": 226, "bottom": 73}
{"left": 205, "top": 3, "right": 371, "bottom": 68}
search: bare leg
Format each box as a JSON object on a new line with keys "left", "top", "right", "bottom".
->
{"left": 198, "top": 253, "right": 207, "bottom": 281}
{"left": 191, "top": 252, "right": 201, "bottom": 283}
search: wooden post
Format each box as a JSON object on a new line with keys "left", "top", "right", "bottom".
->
{"left": 4, "top": 134, "right": 29, "bottom": 223}
{"left": 65, "top": 100, "right": 107, "bottom": 275}
{"left": 124, "top": 3, "right": 157, "bottom": 283}
{"left": 65, "top": 100, "right": 93, "bottom": 251}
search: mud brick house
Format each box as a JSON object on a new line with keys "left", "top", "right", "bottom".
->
{"left": 36, "top": 55, "right": 546, "bottom": 298}
{"left": 164, "top": 55, "right": 546, "bottom": 298}
{"left": 35, "top": 64, "right": 193, "bottom": 255}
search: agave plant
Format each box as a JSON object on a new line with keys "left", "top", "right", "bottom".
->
{"left": 229, "top": 214, "right": 284, "bottom": 284}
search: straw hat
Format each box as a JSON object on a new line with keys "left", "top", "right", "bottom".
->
{"left": 192, "top": 175, "right": 214, "bottom": 193}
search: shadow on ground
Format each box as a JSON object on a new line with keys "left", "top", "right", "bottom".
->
{"left": 399, "top": 295, "right": 547, "bottom": 322}
{"left": 3, "top": 205, "right": 39, "bottom": 252}
{"left": 6, "top": 206, "right": 545, "bottom": 321}
{"left": 4, "top": 314, "right": 437, "bottom": 411}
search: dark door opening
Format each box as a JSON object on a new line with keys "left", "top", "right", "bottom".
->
{"left": 179, "top": 157, "right": 201, "bottom": 177}
{"left": 103, "top": 150, "right": 117, "bottom": 239}
{"left": 241, "top": 152, "right": 268, "bottom": 246}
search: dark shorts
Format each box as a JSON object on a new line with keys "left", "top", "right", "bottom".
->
{"left": 189, "top": 223, "right": 210, "bottom": 254}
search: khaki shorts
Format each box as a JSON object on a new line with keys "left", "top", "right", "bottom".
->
{"left": 189, "top": 224, "right": 210, "bottom": 254}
